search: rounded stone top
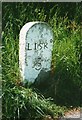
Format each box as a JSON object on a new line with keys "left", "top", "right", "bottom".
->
{"left": 20, "top": 21, "right": 52, "bottom": 30}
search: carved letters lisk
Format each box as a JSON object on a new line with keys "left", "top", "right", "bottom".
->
{"left": 19, "top": 22, "right": 53, "bottom": 82}
{"left": 26, "top": 42, "right": 48, "bottom": 50}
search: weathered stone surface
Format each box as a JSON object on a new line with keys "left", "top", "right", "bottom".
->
{"left": 19, "top": 22, "right": 53, "bottom": 82}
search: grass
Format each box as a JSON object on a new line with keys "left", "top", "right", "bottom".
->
{"left": 2, "top": 2, "right": 81, "bottom": 120}
{"left": 2, "top": 81, "right": 66, "bottom": 120}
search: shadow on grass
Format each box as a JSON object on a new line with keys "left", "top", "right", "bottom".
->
{"left": 31, "top": 63, "right": 80, "bottom": 107}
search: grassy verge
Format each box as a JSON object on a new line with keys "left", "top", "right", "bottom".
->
{"left": 2, "top": 81, "right": 66, "bottom": 120}
{"left": 2, "top": 2, "right": 81, "bottom": 120}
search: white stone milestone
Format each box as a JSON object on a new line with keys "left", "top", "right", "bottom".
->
{"left": 19, "top": 22, "right": 53, "bottom": 82}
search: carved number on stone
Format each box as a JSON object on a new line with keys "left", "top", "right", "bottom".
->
{"left": 32, "top": 57, "right": 43, "bottom": 70}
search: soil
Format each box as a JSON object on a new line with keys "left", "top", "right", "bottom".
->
{"left": 64, "top": 108, "right": 80, "bottom": 118}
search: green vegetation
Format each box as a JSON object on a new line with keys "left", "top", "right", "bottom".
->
{"left": 2, "top": 2, "right": 81, "bottom": 120}
{"left": 46, "top": 15, "right": 81, "bottom": 106}
{"left": 2, "top": 81, "right": 66, "bottom": 120}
